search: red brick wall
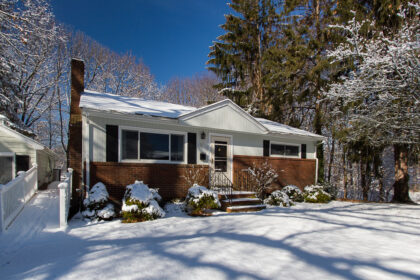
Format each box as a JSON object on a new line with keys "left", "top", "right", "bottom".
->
{"left": 233, "top": 155, "right": 316, "bottom": 190}
{"left": 90, "top": 162, "right": 209, "bottom": 203}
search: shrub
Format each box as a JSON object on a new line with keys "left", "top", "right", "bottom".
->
{"left": 185, "top": 184, "right": 220, "bottom": 216}
{"left": 247, "top": 160, "right": 278, "bottom": 199}
{"left": 82, "top": 182, "right": 116, "bottom": 221}
{"left": 121, "top": 181, "right": 165, "bottom": 223}
{"left": 303, "top": 185, "right": 332, "bottom": 203}
{"left": 282, "top": 185, "right": 304, "bottom": 202}
{"left": 264, "top": 190, "right": 292, "bottom": 207}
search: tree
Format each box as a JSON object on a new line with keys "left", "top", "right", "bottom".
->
{"left": 0, "top": 0, "right": 65, "bottom": 129}
{"left": 324, "top": 5, "right": 420, "bottom": 202}
{"left": 207, "top": 0, "right": 278, "bottom": 112}
{"left": 162, "top": 72, "right": 222, "bottom": 107}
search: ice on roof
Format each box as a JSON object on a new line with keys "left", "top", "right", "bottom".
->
{"left": 79, "top": 90, "right": 197, "bottom": 119}
{"left": 256, "top": 118, "right": 323, "bottom": 138}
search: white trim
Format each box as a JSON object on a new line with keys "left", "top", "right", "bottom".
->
{"left": 269, "top": 141, "right": 301, "bottom": 158}
{"left": 209, "top": 133, "right": 233, "bottom": 181}
{"left": 0, "top": 152, "right": 16, "bottom": 182}
{"left": 118, "top": 125, "right": 187, "bottom": 164}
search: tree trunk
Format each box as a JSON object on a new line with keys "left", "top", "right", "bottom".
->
{"left": 360, "top": 159, "right": 368, "bottom": 201}
{"left": 392, "top": 144, "right": 412, "bottom": 203}
{"left": 328, "top": 138, "right": 335, "bottom": 183}
{"left": 343, "top": 151, "right": 348, "bottom": 199}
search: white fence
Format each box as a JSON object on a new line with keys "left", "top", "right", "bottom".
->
{"left": 0, "top": 164, "right": 38, "bottom": 232}
{"left": 58, "top": 168, "right": 73, "bottom": 228}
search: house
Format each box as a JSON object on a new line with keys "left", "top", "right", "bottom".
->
{"left": 0, "top": 115, "right": 57, "bottom": 187}
{"left": 68, "top": 59, "right": 324, "bottom": 203}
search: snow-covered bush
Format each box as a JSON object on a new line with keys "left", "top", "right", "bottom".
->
{"left": 247, "top": 160, "right": 278, "bottom": 199}
{"left": 303, "top": 185, "right": 332, "bottom": 203}
{"left": 282, "top": 185, "right": 304, "bottom": 202}
{"left": 121, "top": 181, "right": 165, "bottom": 223}
{"left": 185, "top": 184, "right": 220, "bottom": 216}
{"left": 82, "top": 182, "right": 116, "bottom": 221}
{"left": 264, "top": 190, "right": 292, "bottom": 207}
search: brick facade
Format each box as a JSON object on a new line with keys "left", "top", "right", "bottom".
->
{"left": 233, "top": 155, "right": 316, "bottom": 190}
{"left": 90, "top": 162, "right": 209, "bottom": 203}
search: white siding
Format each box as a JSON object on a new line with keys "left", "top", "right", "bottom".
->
{"left": 36, "top": 150, "right": 55, "bottom": 186}
{"left": 0, "top": 131, "right": 37, "bottom": 167}
{"left": 181, "top": 105, "right": 264, "bottom": 134}
{"left": 86, "top": 114, "right": 317, "bottom": 164}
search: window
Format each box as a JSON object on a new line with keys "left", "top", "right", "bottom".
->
{"left": 140, "top": 132, "right": 169, "bottom": 160}
{"left": 120, "top": 128, "right": 185, "bottom": 162}
{"left": 171, "top": 134, "right": 184, "bottom": 161}
{"left": 271, "top": 143, "right": 299, "bottom": 157}
{"left": 0, "top": 154, "right": 14, "bottom": 184}
{"left": 122, "top": 130, "right": 138, "bottom": 159}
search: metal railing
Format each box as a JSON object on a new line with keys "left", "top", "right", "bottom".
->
{"left": 0, "top": 164, "right": 38, "bottom": 232}
{"left": 58, "top": 168, "right": 73, "bottom": 228}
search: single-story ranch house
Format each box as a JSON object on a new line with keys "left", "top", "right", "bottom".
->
{"left": 0, "top": 115, "right": 57, "bottom": 187}
{"left": 68, "top": 59, "right": 324, "bottom": 203}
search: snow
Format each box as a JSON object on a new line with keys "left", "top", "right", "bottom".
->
{"left": 124, "top": 181, "right": 155, "bottom": 203}
{"left": 80, "top": 90, "right": 196, "bottom": 119}
{"left": 256, "top": 117, "right": 324, "bottom": 139}
{"left": 187, "top": 184, "right": 221, "bottom": 207}
{"left": 1, "top": 200, "right": 419, "bottom": 279}
{"left": 84, "top": 182, "right": 108, "bottom": 204}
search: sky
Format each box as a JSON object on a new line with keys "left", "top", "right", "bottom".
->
{"left": 50, "top": 0, "right": 231, "bottom": 85}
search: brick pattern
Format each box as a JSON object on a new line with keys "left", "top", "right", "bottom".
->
{"left": 233, "top": 155, "right": 316, "bottom": 190}
{"left": 68, "top": 59, "right": 84, "bottom": 211}
{"left": 90, "top": 162, "right": 209, "bottom": 203}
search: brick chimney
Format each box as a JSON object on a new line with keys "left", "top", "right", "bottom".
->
{"left": 68, "top": 58, "right": 84, "bottom": 213}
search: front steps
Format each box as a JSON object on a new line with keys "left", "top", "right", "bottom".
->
{"left": 219, "top": 192, "right": 266, "bottom": 213}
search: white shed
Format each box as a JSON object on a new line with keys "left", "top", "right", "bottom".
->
{"left": 0, "top": 115, "right": 57, "bottom": 187}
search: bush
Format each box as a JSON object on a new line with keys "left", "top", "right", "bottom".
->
{"left": 121, "top": 181, "right": 165, "bottom": 223}
{"left": 264, "top": 190, "right": 292, "bottom": 207}
{"left": 303, "top": 185, "right": 332, "bottom": 203}
{"left": 282, "top": 185, "right": 304, "bottom": 202}
{"left": 185, "top": 184, "right": 220, "bottom": 216}
{"left": 82, "top": 182, "right": 116, "bottom": 221}
{"left": 247, "top": 160, "right": 278, "bottom": 199}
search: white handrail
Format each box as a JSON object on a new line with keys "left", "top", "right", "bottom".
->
{"left": 0, "top": 164, "right": 38, "bottom": 232}
{"left": 58, "top": 168, "right": 73, "bottom": 228}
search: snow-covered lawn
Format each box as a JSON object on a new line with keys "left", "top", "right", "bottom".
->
{"left": 1, "top": 199, "right": 420, "bottom": 280}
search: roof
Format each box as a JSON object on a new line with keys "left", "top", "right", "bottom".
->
{"left": 79, "top": 90, "right": 324, "bottom": 139}
{"left": 0, "top": 121, "right": 57, "bottom": 157}
{"left": 80, "top": 90, "right": 196, "bottom": 118}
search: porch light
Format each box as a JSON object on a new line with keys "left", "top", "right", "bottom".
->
{"left": 201, "top": 131, "right": 206, "bottom": 139}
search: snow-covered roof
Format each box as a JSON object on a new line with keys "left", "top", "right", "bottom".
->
{"left": 80, "top": 90, "right": 196, "bottom": 118}
{"left": 256, "top": 118, "right": 323, "bottom": 139}
{"left": 79, "top": 90, "right": 323, "bottom": 139}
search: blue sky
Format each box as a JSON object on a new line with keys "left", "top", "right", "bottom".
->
{"left": 51, "top": 0, "right": 230, "bottom": 84}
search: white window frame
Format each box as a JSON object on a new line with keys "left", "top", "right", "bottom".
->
{"left": 0, "top": 152, "right": 16, "bottom": 182}
{"left": 270, "top": 141, "right": 300, "bottom": 158}
{"left": 118, "top": 126, "right": 187, "bottom": 164}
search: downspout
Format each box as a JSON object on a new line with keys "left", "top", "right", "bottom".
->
{"left": 315, "top": 141, "right": 319, "bottom": 184}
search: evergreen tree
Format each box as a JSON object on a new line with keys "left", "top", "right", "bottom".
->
{"left": 207, "top": 0, "right": 278, "bottom": 113}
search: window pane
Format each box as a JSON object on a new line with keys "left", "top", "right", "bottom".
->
{"left": 285, "top": 145, "right": 299, "bottom": 156}
{"left": 171, "top": 134, "right": 184, "bottom": 161}
{"left": 140, "top": 132, "right": 169, "bottom": 160}
{"left": 215, "top": 160, "right": 227, "bottom": 172}
{"left": 215, "top": 144, "right": 227, "bottom": 158}
{"left": 122, "top": 130, "right": 138, "bottom": 159}
{"left": 0, "top": 156, "right": 13, "bottom": 184}
{"left": 271, "top": 144, "right": 284, "bottom": 155}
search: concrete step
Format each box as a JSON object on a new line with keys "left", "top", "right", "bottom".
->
{"left": 218, "top": 191, "right": 256, "bottom": 200}
{"left": 226, "top": 204, "right": 266, "bottom": 213}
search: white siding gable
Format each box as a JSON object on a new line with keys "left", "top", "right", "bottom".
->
{"left": 180, "top": 101, "right": 267, "bottom": 134}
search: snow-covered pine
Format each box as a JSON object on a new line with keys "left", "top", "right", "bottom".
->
{"left": 264, "top": 190, "right": 292, "bottom": 207}
{"left": 121, "top": 181, "right": 165, "bottom": 222}
{"left": 82, "top": 182, "right": 116, "bottom": 221}
{"left": 185, "top": 184, "right": 220, "bottom": 216}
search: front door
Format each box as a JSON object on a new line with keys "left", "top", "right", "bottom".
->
{"left": 210, "top": 136, "right": 232, "bottom": 181}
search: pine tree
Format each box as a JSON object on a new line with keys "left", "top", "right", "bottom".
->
{"left": 207, "top": 0, "right": 278, "bottom": 113}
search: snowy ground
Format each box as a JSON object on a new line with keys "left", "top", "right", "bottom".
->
{"left": 1, "top": 191, "right": 419, "bottom": 280}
